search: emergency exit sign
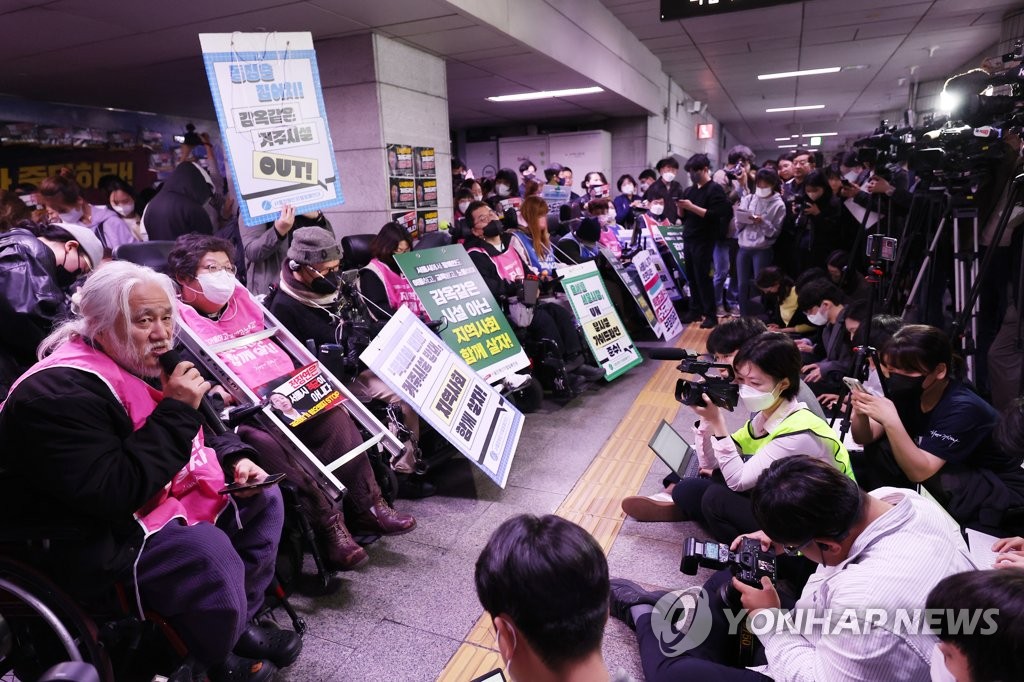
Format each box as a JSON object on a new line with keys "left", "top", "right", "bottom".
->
{"left": 697, "top": 124, "right": 715, "bottom": 140}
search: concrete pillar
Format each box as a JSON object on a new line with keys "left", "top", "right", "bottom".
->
{"left": 316, "top": 33, "right": 452, "bottom": 239}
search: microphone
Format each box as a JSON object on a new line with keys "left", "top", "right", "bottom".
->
{"left": 158, "top": 348, "right": 226, "bottom": 434}
{"left": 646, "top": 348, "right": 693, "bottom": 361}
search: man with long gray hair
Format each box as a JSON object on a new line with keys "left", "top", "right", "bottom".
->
{"left": 0, "top": 261, "right": 297, "bottom": 681}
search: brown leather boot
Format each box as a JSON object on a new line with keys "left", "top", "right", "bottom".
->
{"left": 318, "top": 513, "right": 368, "bottom": 571}
{"left": 351, "top": 496, "right": 417, "bottom": 536}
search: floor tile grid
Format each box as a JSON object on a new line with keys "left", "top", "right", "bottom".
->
{"left": 436, "top": 325, "right": 709, "bottom": 681}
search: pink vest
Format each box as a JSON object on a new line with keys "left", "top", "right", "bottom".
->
{"left": 641, "top": 213, "right": 670, "bottom": 244}
{"left": 178, "top": 284, "right": 296, "bottom": 390}
{"left": 467, "top": 245, "right": 526, "bottom": 283}
{"left": 363, "top": 259, "right": 426, "bottom": 317}
{"left": 599, "top": 227, "right": 622, "bottom": 257}
{"left": 9, "top": 340, "right": 228, "bottom": 535}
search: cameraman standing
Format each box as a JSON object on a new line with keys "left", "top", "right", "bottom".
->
{"left": 678, "top": 153, "right": 733, "bottom": 328}
{"left": 610, "top": 456, "right": 976, "bottom": 682}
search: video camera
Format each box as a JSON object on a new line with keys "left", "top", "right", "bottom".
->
{"left": 681, "top": 536, "right": 777, "bottom": 589}
{"left": 648, "top": 349, "right": 739, "bottom": 410}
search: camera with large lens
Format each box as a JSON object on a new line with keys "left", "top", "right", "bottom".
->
{"left": 681, "top": 536, "right": 777, "bottom": 589}
{"left": 673, "top": 351, "right": 739, "bottom": 411}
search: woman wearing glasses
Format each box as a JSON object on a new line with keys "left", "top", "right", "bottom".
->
{"left": 169, "top": 233, "right": 416, "bottom": 573}
{"left": 358, "top": 222, "right": 425, "bottom": 323}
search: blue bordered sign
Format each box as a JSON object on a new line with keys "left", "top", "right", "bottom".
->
{"left": 199, "top": 33, "right": 344, "bottom": 226}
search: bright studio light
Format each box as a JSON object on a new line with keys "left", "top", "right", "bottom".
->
{"left": 486, "top": 86, "right": 604, "bottom": 102}
{"left": 938, "top": 89, "right": 961, "bottom": 114}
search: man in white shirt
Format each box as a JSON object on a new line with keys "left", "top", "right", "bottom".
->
{"left": 611, "top": 455, "right": 977, "bottom": 682}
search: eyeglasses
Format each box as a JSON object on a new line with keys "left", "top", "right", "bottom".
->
{"left": 782, "top": 539, "right": 813, "bottom": 557}
{"left": 199, "top": 263, "right": 236, "bottom": 274}
{"left": 315, "top": 265, "right": 340, "bottom": 276}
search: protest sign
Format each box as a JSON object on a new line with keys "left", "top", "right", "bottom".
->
{"left": 540, "top": 184, "right": 572, "bottom": 210}
{"left": 559, "top": 261, "right": 642, "bottom": 381}
{"left": 390, "top": 177, "right": 415, "bottom": 210}
{"left": 415, "top": 177, "right": 438, "bottom": 208}
{"left": 199, "top": 32, "right": 343, "bottom": 226}
{"left": 264, "top": 362, "right": 344, "bottom": 428}
{"left": 418, "top": 209, "right": 439, "bottom": 234}
{"left": 633, "top": 250, "right": 684, "bottom": 340}
{"left": 387, "top": 143, "right": 414, "bottom": 176}
{"left": 656, "top": 225, "right": 687, "bottom": 272}
{"left": 395, "top": 246, "right": 529, "bottom": 382}
{"left": 599, "top": 247, "right": 664, "bottom": 337}
{"left": 361, "top": 307, "right": 523, "bottom": 488}
{"left": 414, "top": 146, "right": 436, "bottom": 177}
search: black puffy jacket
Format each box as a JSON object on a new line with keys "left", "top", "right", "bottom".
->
{"left": 0, "top": 228, "right": 70, "bottom": 398}
{"left": 142, "top": 162, "right": 215, "bottom": 241}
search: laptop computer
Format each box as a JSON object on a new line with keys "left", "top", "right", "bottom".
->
{"left": 648, "top": 419, "right": 700, "bottom": 479}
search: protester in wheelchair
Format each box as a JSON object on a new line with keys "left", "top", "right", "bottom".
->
{"left": 0, "top": 262, "right": 297, "bottom": 681}
{"left": 357, "top": 222, "right": 425, "bottom": 323}
{"left": 168, "top": 234, "right": 416, "bottom": 572}
{"left": 265, "top": 226, "right": 429, "bottom": 488}
{"left": 462, "top": 201, "right": 604, "bottom": 386}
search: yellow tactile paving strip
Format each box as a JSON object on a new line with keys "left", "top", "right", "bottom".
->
{"left": 437, "top": 325, "right": 710, "bottom": 681}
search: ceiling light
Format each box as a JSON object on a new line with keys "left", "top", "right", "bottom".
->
{"left": 766, "top": 104, "right": 826, "bottom": 113}
{"left": 774, "top": 137, "right": 791, "bottom": 141}
{"left": 809, "top": 136, "right": 822, "bottom": 146}
{"left": 800, "top": 132, "right": 838, "bottom": 137}
{"left": 778, "top": 144, "right": 798, "bottom": 149}
{"left": 757, "top": 67, "right": 841, "bottom": 80}
{"left": 486, "top": 86, "right": 604, "bottom": 102}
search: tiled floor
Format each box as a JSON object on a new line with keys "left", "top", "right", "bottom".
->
{"left": 276, "top": 332, "right": 744, "bottom": 681}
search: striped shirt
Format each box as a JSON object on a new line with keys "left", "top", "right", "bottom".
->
{"left": 754, "top": 488, "right": 978, "bottom": 682}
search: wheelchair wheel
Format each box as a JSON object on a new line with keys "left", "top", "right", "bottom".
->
{"left": 0, "top": 558, "right": 112, "bottom": 681}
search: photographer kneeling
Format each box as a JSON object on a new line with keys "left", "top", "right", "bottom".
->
{"left": 672, "top": 332, "right": 854, "bottom": 543}
{"left": 610, "top": 456, "right": 976, "bottom": 682}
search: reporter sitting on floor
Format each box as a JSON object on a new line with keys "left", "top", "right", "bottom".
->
{"left": 623, "top": 317, "right": 825, "bottom": 522}
{"left": 796, "top": 278, "right": 852, "bottom": 397}
{"left": 0, "top": 262, "right": 297, "bottom": 681}
{"left": 628, "top": 332, "right": 853, "bottom": 543}
{"left": 169, "top": 234, "right": 415, "bottom": 572}
{"left": 610, "top": 456, "right": 977, "bottom": 682}
{"left": 463, "top": 201, "right": 604, "bottom": 382}
{"left": 265, "top": 227, "right": 428, "bottom": 491}
{"left": 850, "top": 325, "right": 1023, "bottom": 534}
{"left": 926, "top": 570, "right": 1024, "bottom": 682}
{"left": 475, "top": 514, "right": 633, "bottom": 682}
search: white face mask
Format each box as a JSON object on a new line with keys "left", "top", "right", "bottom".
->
{"left": 59, "top": 207, "right": 84, "bottom": 224}
{"left": 739, "top": 382, "right": 781, "bottom": 413}
{"left": 844, "top": 171, "right": 860, "bottom": 183}
{"left": 196, "top": 270, "right": 236, "bottom": 305}
{"left": 495, "top": 183, "right": 510, "bottom": 197}
{"left": 755, "top": 187, "right": 772, "bottom": 198}
{"left": 597, "top": 213, "right": 614, "bottom": 226}
{"left": 621, "top": 183, "right": 635, "bottom": 195}
{"left": 806, "top": 307, "right": 829, "bottom": 326}
{"left": 111, "top": 201, "right": 135, "bottom": 217}
{"left": 472, "top": 193, "right": 483, "bottom": 202}
{"left": 661, "top": 172, "right": 676, "bottom": 183}
{"left": 639, "top": 181, "right": 651, "bottom": 193}
{"left": 649, "top": 203, "right": 665, "bottom": 216}
{"left": 458, "top": 201, "right": 470, "bottom": 214}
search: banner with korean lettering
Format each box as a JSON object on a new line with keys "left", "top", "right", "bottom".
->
{"left": 264, "top": 362, "right": 344, "bottom": 428}
{"left": 199, "top": 33, "right": 343, "bottom": 227}
{"left": 655, "top": 225, "right": 687, "bottom": 273}
{"left": 395, "top": 246, "right": 529, "bottom": 383}
{"left": 598, "top": 247, "right": 664, "bottom": 338}
{"left": 633, "top": 250, "right": 684, "bottom": 340}
{"left": 559, "top": 261, "right": 642, "bottom": 381}
{"left": 360, "top": 307, "right": 523, "bottom": 488}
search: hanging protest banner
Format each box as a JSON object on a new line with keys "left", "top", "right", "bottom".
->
{"left": 656, "top": 225, "right": 687, "bottom": 273}
{"left": 199, "top": 32, "right": 343, "bottom": 226}
{"left": 389, "top": 177, "right": 415, "bottom": 210}
{"left": 415, "top": 177, "right": 438, "bottom": 208}
{"left": 414, "top": 146, "right": 436, "bottom": 177}
{"left": 633, "top": 250, "right": 684, "bottom": 340}
{"left": 395, "top": 246, "right": 529, "bottom": 383}
{"left": 361, "top": 307, "right": 523, "bottom": 488}
{"left": 598, "top": 247, "right": 663, "bottom": 337}
{"left": 559, "top": 261, "right": 642, "bottom": 381}
{"left": 417, "top": 209, "right": 439, "bottom": 234}
{"left": 387, "top": 143, "right": 414, "bottom": 177}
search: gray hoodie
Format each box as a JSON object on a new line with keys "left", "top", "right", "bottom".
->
{"left": 735, "top": 192, "right": 785, "bottom": 250}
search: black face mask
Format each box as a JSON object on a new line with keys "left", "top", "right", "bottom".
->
{"left": 483, "top": 220, "right": 503, "bottom": 238}
{"left": 886, "top": 373, "right": 926, "bottom": 404}
{"left": 310, "top": 271, "right": 339, "bottom": 295}
{"left": 55, "top": 248, "right": 82, "bottom": 289}
{"left": 689, "top": 171, "right": 702, "bottom": 185}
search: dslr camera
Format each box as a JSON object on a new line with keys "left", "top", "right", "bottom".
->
{"left": 674, "top": 351, "right": 739, "bottom": 411}
{"left": 681, "top": 536, "right": 777, "bottom": 589}
{"left": 865, "top": 234, "right": 898, "bottom": 262}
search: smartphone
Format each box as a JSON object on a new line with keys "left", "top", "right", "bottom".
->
{"left": 218, "top": 472, "right": 286, "bottom": 495}
{"left": 842, "top": 376, "right": 866, "bottom": 393}
{"left": 522, "top": 275, "right": 540, "bottom": 305}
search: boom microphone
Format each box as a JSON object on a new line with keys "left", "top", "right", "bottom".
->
{"left": 646, "top": 348, "right": 693, "bottom": 361}
{"left": 158, "top": 348, "right": 226, "bottom": 434}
